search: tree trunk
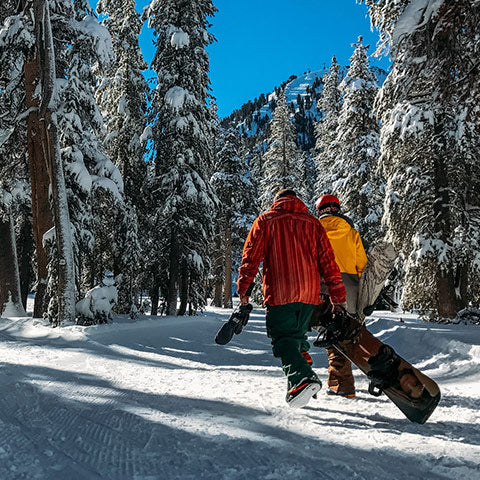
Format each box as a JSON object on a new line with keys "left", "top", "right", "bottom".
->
{"left": 47, "top": 119, "right": 76, "bottom": 323}
{"left": 432, "top": 116, "right": 466, "bottom": 319}
{"left": 223, "top": 225, "right": 233, "bottom": 308}
{"left": 36, "top": 0, "right": 75, "bottom": 324}
{"left": 0, "top": 214, "right": 26, "bottom": 316}
{"left": 150, "top": 280, "right": 160, "bottom": 316}
{"left": 177, "top": 258, "right": 188, "bottom": 316}
{"left": 17, "top": 212, "right": 34, "bottom": 309}
{"left": 213, "top": 280, "right": 222, "bottom": 307}
{"left": 166, "top": 231, "right": 179, "bottom": 316}
{"left": 24, "top": 55, "right": 53, "bottom": 318}
{"left": 212, "top": 232, "right": 223, "bottom": 307}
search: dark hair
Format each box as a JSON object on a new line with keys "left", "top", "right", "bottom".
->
{"left": 274, "top": 188, "right": 297, "bottom": 201}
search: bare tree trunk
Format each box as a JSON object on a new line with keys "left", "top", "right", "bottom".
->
{"left": 24, "top": 55, "right": 53, "bottom": 318}
{"left": 166, "top": 231, "right": 179, "bottom": 316}
{"left": 177, "top": 259, "right": 188, "bottom": 316}
{"left": 17, "top": 212, "right": 34, "bottom": 309}
{"left": 212, "top": 232, "right": 223, "bottom": 307}
{"left": 432, "top": 117, "right": 467, "bottom": 319}
{"left": 0, "top": 213, "right": 26, "bottom": 316}
{"left": 150, "top": 280, "right": 160, "bottom": 316}
{"left": 223, "top": 225, "right": 233, "bottom": 308}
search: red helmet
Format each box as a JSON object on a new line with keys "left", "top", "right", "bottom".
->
{"left": 315, "top": 194, "right": 340, "bottom": 212}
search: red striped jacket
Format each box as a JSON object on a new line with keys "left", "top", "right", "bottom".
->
{"left": 237, "top": 195, "right": 346, "bottom": 306}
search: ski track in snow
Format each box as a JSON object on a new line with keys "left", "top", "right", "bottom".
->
{"left": 0, "top": 305, "right": 479, "bottom": 480}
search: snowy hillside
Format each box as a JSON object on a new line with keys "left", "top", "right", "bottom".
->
{"left": 0, "top": 304, "right": 479, "bottom": 480}
{"left": 222, "top": 66, "right": 388, "bottom": 148}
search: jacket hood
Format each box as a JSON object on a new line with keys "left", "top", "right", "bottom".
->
{"left": 270, "top": 195, "right": 309, "bottom": 214}
{"left": 320, "top": 214, "right": 353, "bottom": 240}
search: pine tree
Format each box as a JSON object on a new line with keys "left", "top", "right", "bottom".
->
{"left": 0, "top": 2, "right": 29, "bottom": 314}
{"left": 211, "top": 128, "right": 253, "bottom": 308}
{"left": 96, "top": 0, "right": 149, "bottom": 313}
{"left": 144, "top": 0, "right": 218, "bottom": 315}
{"left": 1, "top": 1, "right": 54, "bottom": 317}
{"left": 314, "top": 56, "right": 341, "bottom": 200}
{"left": 334, "top": 37, "right": 383, "bottom": 248}
{"left": 259, "top": 92, "right": 303, "bottom": 210}
{"left": 361, "top": 0, "right": 480, "bottom": 318}
{"left": 1, "top": 1, "right": 78, "bottom": 322}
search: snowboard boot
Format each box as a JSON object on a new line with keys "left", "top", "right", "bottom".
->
{"left": 286, "top": 376, "right": 322, "bottom": 408}
{"left": 326, "top": 387, "right": 355, "bottom": 398}
{"left": 301, "top": 351, "right": 313, "bottom": 365}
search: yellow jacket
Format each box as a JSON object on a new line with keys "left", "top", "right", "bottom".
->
{"left": 320, "top": 214, "right": 367, "bottom": 277}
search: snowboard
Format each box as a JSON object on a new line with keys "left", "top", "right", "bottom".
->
{"left": 357, "top": 241, "right": 397, "bottom": 320}
{"left": 311, "top": 241, "right": 441, "bottom": 424}
{"left": 312, "top": 305, "right": 441, "bottom": 423}
{"left": 215, "top": 303, "right": 253, "bottom": 345}
{"left": 215, "top": 283, "right": 255, "bottom": 346}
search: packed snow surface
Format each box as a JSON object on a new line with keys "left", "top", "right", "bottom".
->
{"left": 0, "top": 303, "right": 479, "bottom": 479}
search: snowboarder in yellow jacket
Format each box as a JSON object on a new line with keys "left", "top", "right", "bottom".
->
{"left": 315, "top": 194, "right": 368, "bottom": 397}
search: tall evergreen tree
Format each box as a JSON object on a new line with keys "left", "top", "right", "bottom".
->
{"left": 0, "top": 2, "right": 29, "bottom": 314}
{"left": 96, "top": 0, "right": 149, "bottom": 312}
{"left": 2, "top": 1, "right": 123, "bottom": 323}
{"left": 361, "top": 0, "right": 480, "bottom": 318}
{"left": 144, "top": 0, "right": 218, "bottom": 315}
{"left": 211, "top": 128, "right": 253, "bottom": 308}
{"left": 314, "top": 56, "right": 341, "bottom": 199}
{"left": 259, "top": 92, "right": 303, "bottom": 210}
{"left": 334, "top": 37, "right": 382, "bottom": 247}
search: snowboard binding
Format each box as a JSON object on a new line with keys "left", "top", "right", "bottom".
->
{"left": 367, "top": 344, "right": 401, "bottom": 396}
{"left": 363, "top": 268, "right": 399, "bottom": 316}
{"left": 313, "top": 304, "right": 363, "bottom": 348}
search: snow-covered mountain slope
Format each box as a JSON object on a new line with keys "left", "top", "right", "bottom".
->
{"left": 222, "top": 66, "right": 388, "bottom": 149}
{"left": 0, "top": 306, "right": 478, "bottom": 480}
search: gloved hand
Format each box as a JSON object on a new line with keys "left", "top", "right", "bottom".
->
{"left": 239, "top": 294, "right": 249, "bottom": 306}
{"left": 332, "top": 302, "right": 347, "bottom": 313}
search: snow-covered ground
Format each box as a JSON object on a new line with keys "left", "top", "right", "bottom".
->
{"left": 0, "top": 304, "right": 479, "bottom": 480}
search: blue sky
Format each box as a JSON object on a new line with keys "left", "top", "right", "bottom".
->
{"left": 92, "top": 1, "right": 390, "bottom": 118}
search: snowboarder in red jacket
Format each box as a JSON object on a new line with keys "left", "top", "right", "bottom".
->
{"left": 237, "top": 189, "right": 346, "bottom": 408}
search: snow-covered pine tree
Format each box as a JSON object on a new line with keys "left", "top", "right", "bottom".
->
{"left": 95, "top": 0, "right": 149, "bottom": 313}
{"left": 0, "top": 2, "right": 30, "bottom": 314}
{"left": 211, "top": 128, "right": 253, "bottom": 308}
{"left": 314, "top": 56, "right": 341, "bottom": 200}
{"left": 1, "top": 1, "right": 55, "bottom": 317}
{"left": 2, "top": 1, "right": 123, "bottom": 323}
{"left": 50, "top": 1, "right": 124, "bottom": 298}
{"left": 298, "top": 151, "right": 316, "bottom": 211}
{"left": 2, "top": 0, "right": 77, "bottom": 322}
{"left": 361, "top": 0, "right": 480, "bottom": 318}
{"left": 36, "top": 0, "right": 77, "bottom": 324}
{"left": 144, "top": 0, "right": 218, "bottom": 315}
{"left": 259, "top": 92, "right": 303, "bottom": 210}
{"left": 333, "top": 37, "right": 383, "bottom": 248}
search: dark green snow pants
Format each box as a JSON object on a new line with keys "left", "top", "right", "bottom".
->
{"left": 265, "top": 302, "right": 315, "bottom": 389}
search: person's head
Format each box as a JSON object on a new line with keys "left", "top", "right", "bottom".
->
{"left": 273, "top": 188, "right": 297, "bottom": 201}
{"left": 315, "top": 194, "right": 340, "bottom": 216}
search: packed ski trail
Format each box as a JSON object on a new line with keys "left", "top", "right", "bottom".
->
{"left": 0, "top": 304, "right": 479, "bottom": 480}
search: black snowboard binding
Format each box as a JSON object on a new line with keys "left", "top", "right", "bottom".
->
{"left": 367, "top": 344, "right": 401, "bottom": 396}
{"left": 363, "top": 269, "right": 399, "bottom": 316}
{"left": 215, "top": 304, "right": 253, "bottom": 345}
{"left": 313, "top": 304, "right": 362, "bottom": 348}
